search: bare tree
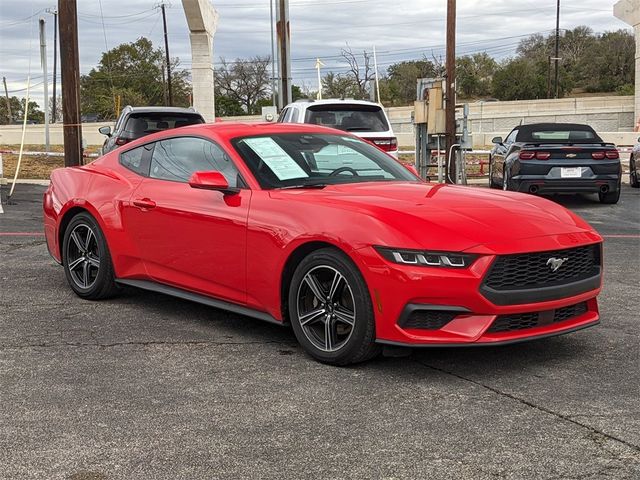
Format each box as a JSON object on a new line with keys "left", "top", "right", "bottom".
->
{"left": 216, "top": 56, "right": 271, "bottom": 114}
{"left": 340, "top": 46, "right": 375, "bottom": 99}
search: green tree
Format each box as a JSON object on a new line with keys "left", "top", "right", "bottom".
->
{"left": 80, "top": 37, "right": 191, "bottom": 120}
{"left": 456, "top": 53, "right": 498, "bottom": 98}
{"left": 384, "top": 59, "right": 440, "bottom": 105}
{"left": 214, "top": 94, "right": 244, "bottom": 117}
{"left": 321, "top": 72, "right": 360, "bottom": 99}
{"left": 0, "top": 96, "right": 44, "bottom": 124}
{"left": 492, "top": 58, "right": 547, "bottom": 100}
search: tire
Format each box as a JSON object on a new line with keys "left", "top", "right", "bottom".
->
{"left": 502, "top": 166, "right": 510, "bottom": 191}
{"left": 62, "top": 212, "right": 119, "bottom": 299}
{"left": 631, "top": 155, "right": 639, "bottom": 188}
{"left": 488, "top": 156, "right": 499, "bottom": 189}
{"left": 599, "top": 180, "right": 621, "bottom": 205}
{"left": 288, "top": 248, "right": 380, "bottom": 365}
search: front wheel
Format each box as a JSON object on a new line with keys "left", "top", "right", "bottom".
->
{"left": 288, "top": 248, "right": 380, "bottom": 365}
{"left": 62, "top": 212, "right": 119, "bottom": 299}
{"left": 631, "top": 155, "right": 639, "bottom": 188}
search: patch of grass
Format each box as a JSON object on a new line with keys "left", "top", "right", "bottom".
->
{"left": 0, "top": 144, "right": 101, "bottom": 180}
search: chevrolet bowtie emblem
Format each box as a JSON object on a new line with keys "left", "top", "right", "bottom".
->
{"left": 566, "top": 153, "right": 577, "bottom": 158}
{"left": 547, "top": 257, "right": 569, "bottom": 272}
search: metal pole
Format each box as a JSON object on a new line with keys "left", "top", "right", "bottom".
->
{"left": 47, "top": 8, "right": 58, "bottom": 123}
{"left": 53, "top": 10, "right": 57, "bottom": 123}
{"left": 554, "top": 0, "right": 560, "bottom": 99}
{"left": 547, "top": 55, "right": 551, "bottom": 99}
{"left": 2, "top": 77, "right": 11, "bottom": 124}
{"left": 270, "top": 0, "right": 277, "bottom": 108}
{"left": 39, "top": 18, "right": 50, "bottom": 152}
{"left": 373, "top": 45, "right": 381, "bottom": 104}
{"left": 161, "top": 3, "right": 173, "bottom": 106}
{"left": 58, "top": 0, "right": 83, "bottom": 167}
{"left": 445, "top": 0, "right": 457, "bottom": 183}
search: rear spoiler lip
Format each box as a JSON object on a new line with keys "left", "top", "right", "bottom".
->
{"left": 519, "top": 142, "right": 617, "bottom": 148}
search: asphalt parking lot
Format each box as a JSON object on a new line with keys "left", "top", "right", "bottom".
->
{"left": 1, "top": 183, "right": 639, "bottom": 479}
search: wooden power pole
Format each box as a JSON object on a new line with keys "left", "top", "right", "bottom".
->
{"left": 58, "top": 0, "right": 82, "bottom": 167}
{"left": 160, "top": 2, "right": 173, "bottom": 106}
{"left": 2, "top": 77, "right": 12, "bottom": 124}
{"left": 276, "top": 0, "right": 291, "bottom": 109}
{"left": 445, "top": 0, "right": 457, "bottom": 183}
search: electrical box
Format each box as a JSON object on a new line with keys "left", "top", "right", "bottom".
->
{"left": 427, "top": 86, "right": 446, "bottom": 134}
{"left": 414, "top": 101, "right": 428, "bottom": 124}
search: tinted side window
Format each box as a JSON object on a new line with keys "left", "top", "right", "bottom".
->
{"left": 120, "top": 146, "right": 147, "bottom": 176}
{"left": 150, "top": 137, "right": 242, "bottom": 187}
{"left": 277, "top": 108, "right": 289, "bottom": 123}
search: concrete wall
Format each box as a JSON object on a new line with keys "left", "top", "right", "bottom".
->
{"left": 386, "top": 96, "right": 637, "bottom": 147}
{"left": 0, "top": 96, "right": 636, "bottom": 148}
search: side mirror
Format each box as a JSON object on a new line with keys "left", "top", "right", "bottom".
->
{"left": 99, "top": 126, "right": 112, "bottom": 137}
{"left": 637, "top": 136, "right": 640, "bottom": 143}
{"left": 188, "top": 171, "right": 239, "bottom": 195}
{"left": 491, "top": 136, "right": 503, "bottom": 145}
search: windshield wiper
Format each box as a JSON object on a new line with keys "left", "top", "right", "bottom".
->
{"left": 277, "top": 182, "right": 328, "bottom": 190}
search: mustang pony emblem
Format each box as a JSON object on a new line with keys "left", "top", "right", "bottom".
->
{"left": 547, "top": 257, "right": 569, "bottom": 272}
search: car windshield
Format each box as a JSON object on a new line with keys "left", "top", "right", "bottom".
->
{"left": 516, "top": 125, "right": 602, "bottom": 143}
{"left": 121, "top": 113, "right": 204, "bottom": 140}
{"left": 304, "top": 105, "right": 389, "bottom": 132}
{"left": 232, "top": 133, "right": 417, "bottom": 189}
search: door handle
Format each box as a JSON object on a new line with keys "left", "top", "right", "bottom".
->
{"left": 132, "top": 198, "right": 156, "bottom": 210}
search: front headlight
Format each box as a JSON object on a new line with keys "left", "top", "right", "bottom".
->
{"left": 374, "top": 246, "right": 477, "bottom": 268}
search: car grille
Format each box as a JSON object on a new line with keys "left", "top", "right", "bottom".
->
{"left": 400, "top": 310, "right": 458, "bottom": 330}
{"left": 484, "top": 244, "right": 600, "bottom": 290}
{"left": 487, "top": 302, "right": 588, "bottom": 333}
{"left": 480, "top": 243, "right": 602, "bottom": 305}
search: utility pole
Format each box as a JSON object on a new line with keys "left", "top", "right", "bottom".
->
{"left": 39, "top": 18, "right": 50, "bottom": 152}
{"left": 276, "top": 0, "right": 291, "bottom": 109}
{"left": 554, "top": 0, "right": 561, "bottom": 99}
{"left": 47, "top": 8, "right": 58, "bottom": 123}
{"left": 160, "top": 2, "right": 173, "bottom": 106}
{"left": 315, "top": 58, "right": 324, "bottom": 100}
{"left": 2, "top": 77, "right": 11, "bottom": 124}
{"left": 445, "top": 0, "right": 457, "bottom": 184}
{"left": 270, "top": 0, "right": 277, "bottom": 108}
{"left": 58, "top": 0, "right": 82, "bottom": 167}
{"left": 547, "top": 55, "right": 552, "bottom": 98}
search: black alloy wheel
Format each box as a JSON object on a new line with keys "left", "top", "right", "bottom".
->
{"left": 288, "top": 248, "right": 380, "bottom": 365}
{"left": 63, "top": 212, "right": 119, "bottom": 299}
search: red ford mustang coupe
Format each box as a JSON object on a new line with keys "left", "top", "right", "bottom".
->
{"left": 43, "top": 123, "right": 603, "bottom": 365}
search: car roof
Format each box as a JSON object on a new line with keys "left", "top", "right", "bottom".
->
{"left": 288, "top": 99, "right": 384, "bottom": 108}
{"left": 514, "top": 123, "right": 595, "bottom": 131}
{"left": 125, "top": 106, "right": 201, "bottom": 115}
{"left": 116, "top": 122, "right": 353, "bottom": 149}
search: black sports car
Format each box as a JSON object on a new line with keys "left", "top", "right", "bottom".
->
{"left": 489, "top": 123, "right": 622, "bottom": 204}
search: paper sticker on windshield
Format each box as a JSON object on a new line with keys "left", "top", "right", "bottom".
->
{"left": 243, "top": 137, "right": 308, "bottom": 181}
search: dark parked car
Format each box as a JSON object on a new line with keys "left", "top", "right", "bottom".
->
{"left": 99, "top": 106, "right": 205, "bottom": 154}
{"left": 629, "top": 137, "right": 640, "bottom": 188}
{"left": 489, "top": 123, "right": 622, "bottom": 204}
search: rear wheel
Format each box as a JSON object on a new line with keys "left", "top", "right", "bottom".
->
{"left": 288, "top": 248, "right": 380, "bottom": 365}
{"left": 502, "top": 167, "right": 511, "bottom": 191}
{"left": 488, "top": 156, "right": 499, "bottom": 189}
{"left": 599, "top": 180, "right": 621, "bottom": 204}
{"left": 631, "top": 155, "right": 639, "bottom": 188}
{"left": 62, "top": 212, "right": 119, "bottom": 299}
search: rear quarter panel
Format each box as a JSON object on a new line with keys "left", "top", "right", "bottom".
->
{"left": 45, "top": 161, "right": 146, "bottom": 277}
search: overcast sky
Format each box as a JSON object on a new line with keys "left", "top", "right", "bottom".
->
{"left": 0, "top": 0, "right": 630, "bottom": 106}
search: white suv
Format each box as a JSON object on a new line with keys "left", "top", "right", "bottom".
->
{"left": 277, "top": 99, "right": 398, "bottom": 157}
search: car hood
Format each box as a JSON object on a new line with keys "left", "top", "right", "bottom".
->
{"left": 271, "top": 182, "right": 599, "bottom": 252}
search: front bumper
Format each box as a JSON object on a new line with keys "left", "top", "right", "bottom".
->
{"left": 355, "top": 233, "right": 602, "bottom": 346}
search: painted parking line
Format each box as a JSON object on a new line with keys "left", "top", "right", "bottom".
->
{"left": 602, "top": 234, "right": 640, "bottom": 239}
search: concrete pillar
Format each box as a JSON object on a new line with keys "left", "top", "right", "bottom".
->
{"left": 182, "top": 0, "right": 218, "bottom": 122}
{"left": 614, "top": 0, "right": 640, "bottom": 129}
